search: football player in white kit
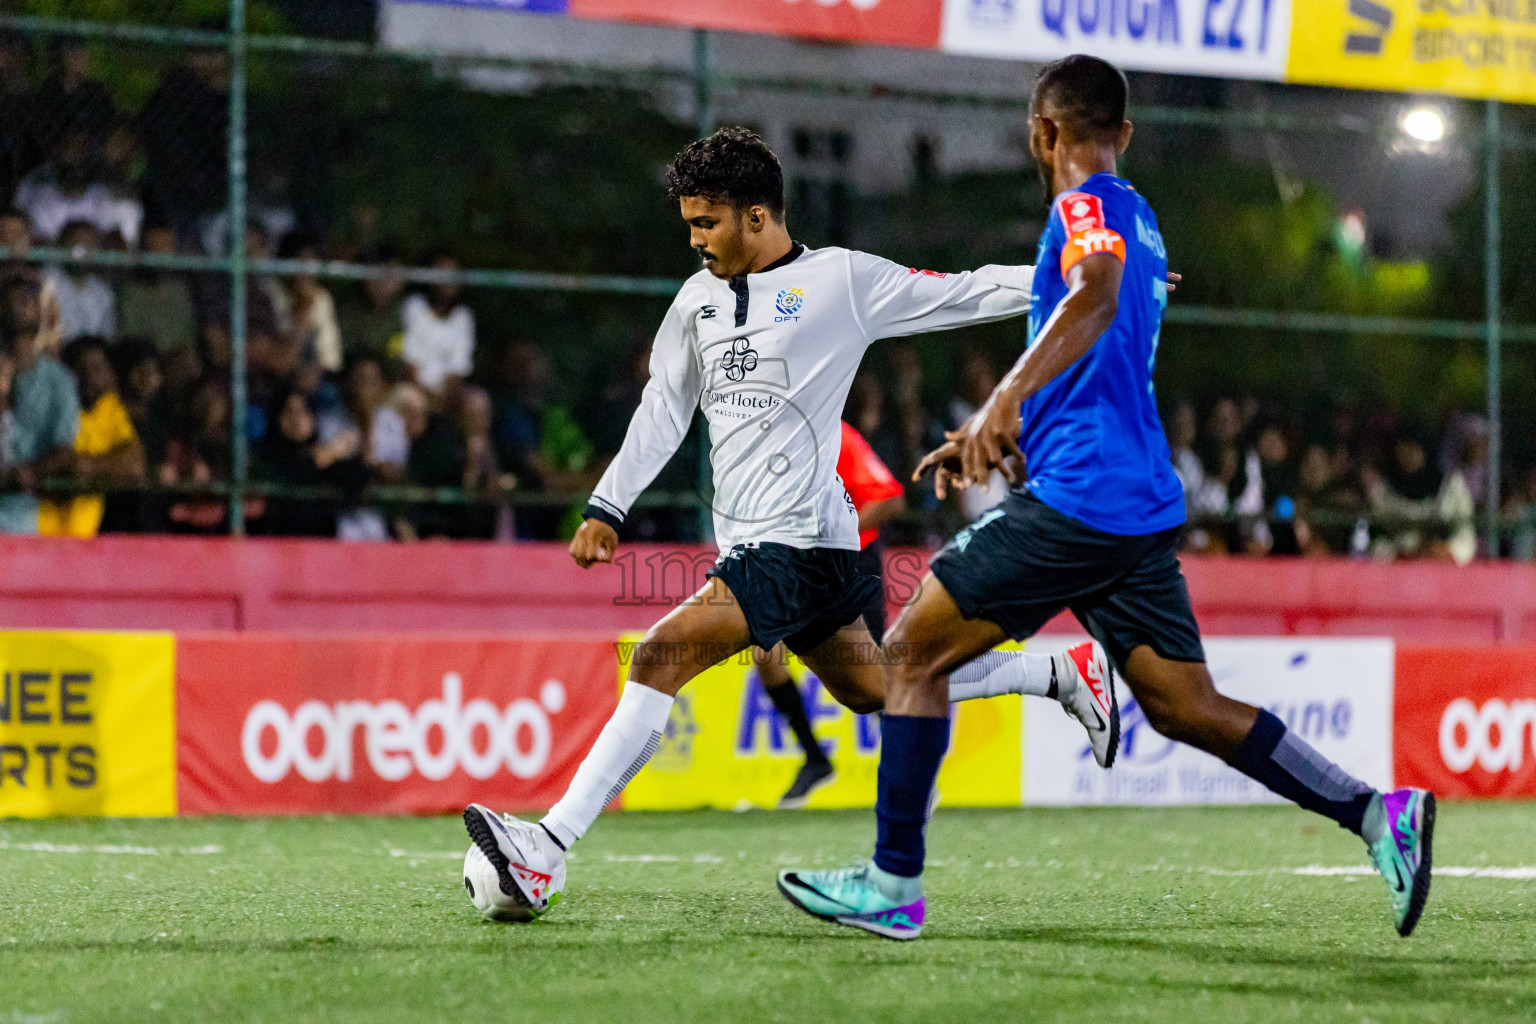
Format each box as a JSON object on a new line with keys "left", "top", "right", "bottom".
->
{"left": 463, "top": 128, "right": 1118, "bottom": 920}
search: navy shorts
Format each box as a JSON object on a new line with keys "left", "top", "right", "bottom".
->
{"left": 930, "top": 490, "right": 1205, "bottom": 669}
{"left": 707, "top": 542, "right": 882, "bottom": 656}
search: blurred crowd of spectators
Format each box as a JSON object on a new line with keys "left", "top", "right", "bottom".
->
{"left": 2, "top": 34, "right": 1534, "bottom": 559}
{"left": 1164, "top": 396, "right": 1490, "bottom": 563}
{"left": 850, "top": 346, "right": 1536, "bottom": 564}
{"left": 0, "top": 35, "right": 610, "bottom": 541}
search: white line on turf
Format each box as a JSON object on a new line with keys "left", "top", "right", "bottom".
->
{"left": 379, "top": 851, "right": 1536, "bottom": 879}
{"left": 1180, "top": 864, "right": 1536, "bottom": 880}
{"left": 0, "top": 842, "right": 222, "bottom": 856}
{"left": 1421, "top": 866, "right": 1536, "bottom": 879}
{"left": 384, "top": 849, "right": 727, "bottom": 865}
{"left": 16, "top": 841, "right": 1516, "bottom": 879}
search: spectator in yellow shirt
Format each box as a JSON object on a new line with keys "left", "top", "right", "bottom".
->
{"left": 39, "top": 335, "right": 144, "bottom": 537}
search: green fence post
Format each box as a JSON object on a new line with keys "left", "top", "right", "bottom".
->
{"left": 1485, "top": 99, "right": 1502, "bottom": 557}
{"left": 694, "top": 27, "right": 713, "bottom": 542}
{"left": 228, "top": 0, "right": 249, "bottom": 535}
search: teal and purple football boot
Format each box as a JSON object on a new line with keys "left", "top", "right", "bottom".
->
{"left": 776, "top": 861, "right": 924, "bottom": 940}
{"left": 1368, "top": 787, "right": 1436, "bottom": 936}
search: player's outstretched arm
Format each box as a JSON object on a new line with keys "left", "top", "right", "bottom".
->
{"left": 942, "top": 251, "right": 1123, "bottom": 491}
{"left": 573, "top": 299, "right": 702, "bottom": 569}
{"left": 848, "top": 251, "right": 1035, "bottom": 341}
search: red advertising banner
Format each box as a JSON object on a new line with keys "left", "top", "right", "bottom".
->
{"left": 1394, "top": 645, "right": 1536, "bottom": 799}
{"left": 567, "top": 0, "right": 943, "bottom": 49}
{"left": 176, "top": 634, "right": 617, "bottom": 815}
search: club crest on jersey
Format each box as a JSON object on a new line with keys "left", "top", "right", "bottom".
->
{"left": 700, "top": 305, "right": 718, "bottom": 320}
{"left": 775, "top": 288, "right": 804, "bottom": 321}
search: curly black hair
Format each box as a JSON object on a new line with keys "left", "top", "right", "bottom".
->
{"left": 664, "top": 127, "right": 784, "bottom": 217}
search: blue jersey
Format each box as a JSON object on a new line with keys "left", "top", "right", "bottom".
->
{"left": 1020, "top": 172, "right": 1184, "bottom": 536}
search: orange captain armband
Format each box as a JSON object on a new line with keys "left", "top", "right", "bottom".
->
{"left": 1057, "top": 191, "right": 1126, "bottom": 277}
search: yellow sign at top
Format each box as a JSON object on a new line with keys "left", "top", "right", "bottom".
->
{"left": 1288, "top": 0, "right": 1536, "bottom": 103}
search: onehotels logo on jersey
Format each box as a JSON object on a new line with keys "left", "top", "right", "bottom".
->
{"left": 0, "top": 631, "right": 176, "bottom": 817}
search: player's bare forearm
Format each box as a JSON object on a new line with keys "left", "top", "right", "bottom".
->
{"left": 569, "top": 517, "right": 619, "bottom": 569}
{"left": 857, "top": 495, "right": 905, "bottom": 533}
{"left": 997, "top": 253, "right": 1122, "bottom": 407}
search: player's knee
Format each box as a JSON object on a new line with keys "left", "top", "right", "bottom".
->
{"left": 625, "top": 627, "right": 691, "bottom": 695}
{"left": 1138, "top": 693, "right": 1198, "bottom": 744}
{"left": 837, "top": 689, "right": 883, "bottom": 716}
{"left": 883, "top": 635, "right": 943, "bottom": 695}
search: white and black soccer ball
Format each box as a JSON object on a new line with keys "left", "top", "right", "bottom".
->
{"left": 463, "top": 844, "right": 527, "bottom": 922}
{"left": 462, "top": 841, "right": 565, "bottom": 922}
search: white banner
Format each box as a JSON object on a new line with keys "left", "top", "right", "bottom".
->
{"left": 1022, "top": 637, "right": 1394, "bottom": 805}
{"left": 941, "top": 0, "right": 1291, "bottom": 81}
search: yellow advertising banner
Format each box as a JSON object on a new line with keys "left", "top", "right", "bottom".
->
{"left": 621, "top": 634, "right": 1023, "bottom": 811}
{"left": 1288, "top": 0, "right": 1536, "bottom": 103}
{"left": 0, "top": 631, "right": 177, "bottom": 817}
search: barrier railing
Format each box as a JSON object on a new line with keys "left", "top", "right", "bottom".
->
{"left": 0, "top": 4, "right": 1527, "bottom": 553}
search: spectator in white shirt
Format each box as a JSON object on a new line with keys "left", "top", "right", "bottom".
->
{"left": 318, "top": 355, "right": 407, "bottom": 542}
{"left": 16, "top": 129, "right": 142, "bottom": 247}
{"left": 267, "top": 234, "right": 342, "bottom": 373}
{"left": 400, "top": 253, "right": 474, "bottom": 398}
{"left": 43, "top": 220, "right": 114, "bottom": 343}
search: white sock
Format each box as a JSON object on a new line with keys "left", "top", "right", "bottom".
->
{"left": 947, "top": 650, "right": 1060, "bottom": 703}
{"left": 541, "top": 682, "right": 674, "bottom": 848}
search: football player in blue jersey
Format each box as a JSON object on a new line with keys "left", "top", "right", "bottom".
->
{"left": 776, "top": 54, "right": 1436, "bottom": 942}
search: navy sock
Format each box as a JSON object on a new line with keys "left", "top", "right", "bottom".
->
{"left": 1228, "top": 709, "right": 1377, "bottom": 836}
{"left": 874, "top": 714, "right": 950, "bottom": 878}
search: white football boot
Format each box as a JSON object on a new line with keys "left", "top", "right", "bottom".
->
{"left": 1056, "top": 641, "right": 1120, "bottom": 768}
{"left": 462, "top": 803, "right": 567, "bottom": 921}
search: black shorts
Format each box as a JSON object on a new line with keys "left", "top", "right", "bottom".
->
{"left": 856, "top": 541, "right": 887, "bottom": 643}
{"left": 930, "top": 490, "right": 1205, "bottom": 669}
{"left": 707, "top": 542, "right": 882, "bottom": 656}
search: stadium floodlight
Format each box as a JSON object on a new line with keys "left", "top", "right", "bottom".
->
{"left": 1400, "top": 107, "right": 1446, "bottom": 145}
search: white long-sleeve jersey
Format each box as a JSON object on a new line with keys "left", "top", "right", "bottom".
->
{"left": 586, "top": 244, "right": 1034, "bottom": 553}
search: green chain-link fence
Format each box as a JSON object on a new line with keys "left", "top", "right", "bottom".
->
{"left": 0, "top": 1, "right": 1531, "bottom": 555}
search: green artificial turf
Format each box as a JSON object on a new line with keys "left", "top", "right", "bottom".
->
{"left": 0, "top": 803, "right": 1532, "bottom": 1023}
